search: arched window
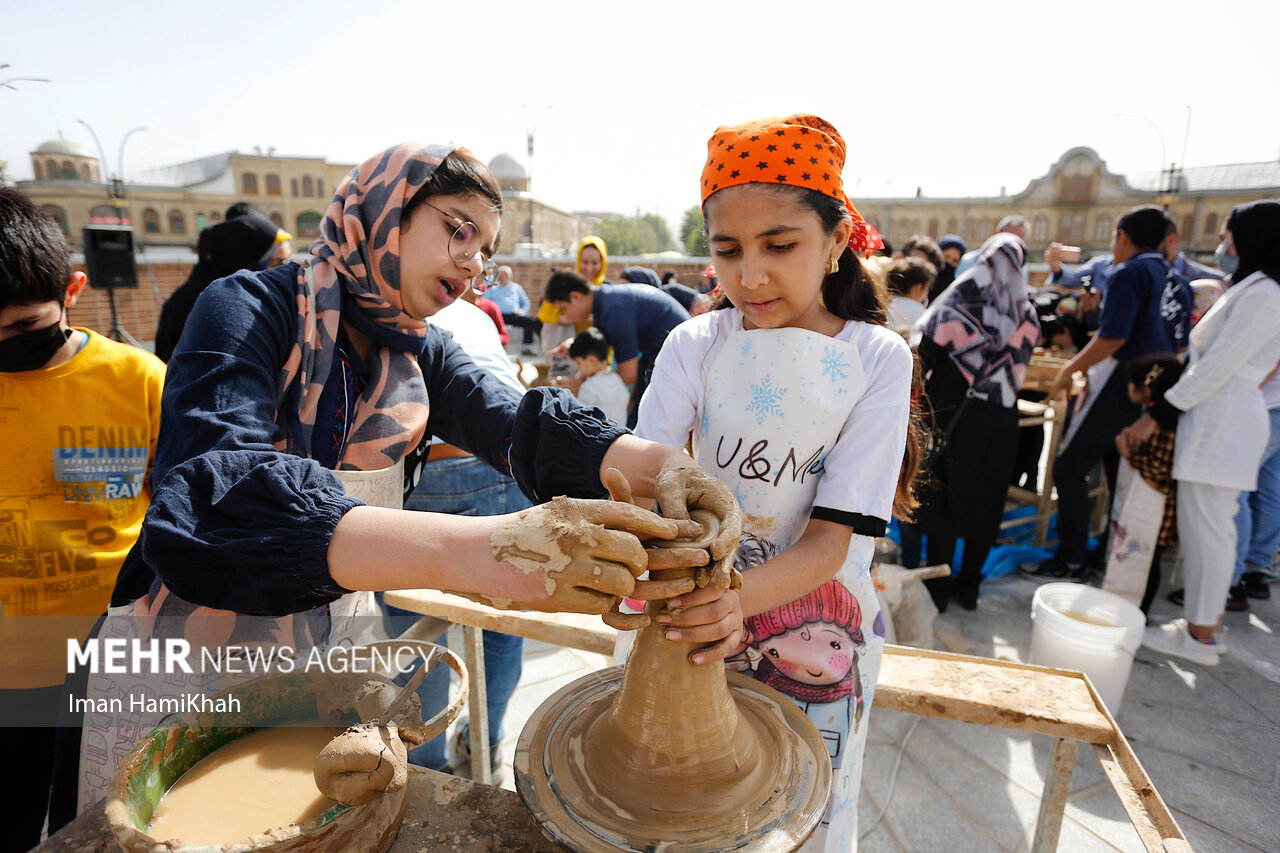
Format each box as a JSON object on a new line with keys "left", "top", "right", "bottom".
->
{"left": 291, "top": 178, "right": 299, "bottom": 197}
{"left": 265, "top": 174, "right": 281, "bottom": 195}
{"left": 270, "top": 212, "right": 284, "bottom": 228}
{"left": 90, "top": 204, "right": 118, "bottom": 224}
{"left": 1033, "top": 214, "right": 1048, "bottom": 242}
{"left": 1094, "top": 215, "right": 1112, "bottom": 243}
{"left": 61, "top": 160, "right": 76, "bottom": 180}
{"left": 927, "top": 218, "right": 939, "bottom": 238}
{"left": 41, "top": 205, "right": 68, "bottom": 234}
{"left": 1058, "top": 216, "right": 1073, "bottom": 243}
{"left": 301, "top": 175, "right": 314, "bottom": 197}
{"left": 195, "top": 212, "right": 207, "bottom": 231}
{"left": 946, "top": 217, "right": 959, "bottom": 235}
{"left": 978, "top": 218, "right": 993, "bottom": 238}
{"left": 33, "top": 161, "right": 43, "bottom": 180}
{"left": 296, "top": 211, "right": 322, "bottom": 240}
{"left": 242, "top": 173, "right": 258, "bottom": 194}
{"left": 1070, "top": 215, "right": 1085, "bottom": 246}
{"left": 143, "top": 208, "right": 161, "bottom": 233}
{"left": 1204, "top": 213, "right": 1220, "bottom": 241}
{"left": 169, "top": 209, "right": 185, "bottom": 233}
{"left": 47, "top": 159, "right": 59, "bottom": 179}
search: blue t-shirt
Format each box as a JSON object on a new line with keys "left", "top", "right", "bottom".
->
{"left": 1097, "top": 251, "right": 1192, "bottom": 362}
{"left": 592, "top": 283, "right": 691, "bottom": 364}
{"left": 482, "top": 281, "right": 529, "bottom": 315}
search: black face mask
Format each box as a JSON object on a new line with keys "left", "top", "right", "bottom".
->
{"left": 0, "top": 321, "right": 71, "bottom": 372}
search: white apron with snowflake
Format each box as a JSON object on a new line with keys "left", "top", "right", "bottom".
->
{"left": 75, "top": 463, "right": 400, "bottom": 811}
{"left": 697, "top": 321, "right": 883, "bottom": 852}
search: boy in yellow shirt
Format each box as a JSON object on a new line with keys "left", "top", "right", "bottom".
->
{"left": 0, "top": 188, "right": 164, "bottom": 849}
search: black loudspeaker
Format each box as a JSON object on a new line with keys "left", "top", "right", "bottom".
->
{"left": 82, "top": 224, "right": 139, "bottom": 289}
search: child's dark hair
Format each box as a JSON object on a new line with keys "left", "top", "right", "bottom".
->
{"left": 403, "top": 149, "right": 504, "bottom": 240}
{"left": 1124, "top": 353, "right": 1183, "bottom": 401}
{"left": 900, "top": 235, "right": 944, "bottom": 272}
{"left": 1117, "top": 205, "right": 1173, "bottom": 252}
{"left": 704, "top": 183, "right": 922, "bottom": 518}
{"left": 544, "top": 269, "right": 593, "bottom": 303}
{"left": 0, "top": 187, "right": 72, "bottom": 310}
{"left": 569, "top": 326, "right": 612, "bottom": 361}
{"left": 886, "top": 256, "right": 937, "bottom": 297}
{"left": 704, "top": 185, "right": 888, "bottom": 325}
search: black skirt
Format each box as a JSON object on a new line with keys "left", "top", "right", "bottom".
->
{"left": 913, "top": 349, "right": 1020, "bottom": 539}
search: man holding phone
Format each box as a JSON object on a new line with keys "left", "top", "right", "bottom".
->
{"left": 1021, "top": 205, "right": 1192, "bottom": 580}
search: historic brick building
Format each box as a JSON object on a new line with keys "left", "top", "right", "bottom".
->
{"left": 856, "top": 147, "right": 1280, "bottom": 259}
{"left": 17, "top": 141, "right": 591, "bottom": 257}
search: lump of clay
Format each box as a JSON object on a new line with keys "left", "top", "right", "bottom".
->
{"left": 352, "top": 679, "right": 429, "bottom": 746}
{"left": 313, "top": 722, "right": 408, "bottom": 807}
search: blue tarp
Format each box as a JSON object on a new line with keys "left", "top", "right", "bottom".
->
{"left": 887, "top": 505, "right": 1097, "bottom": 580}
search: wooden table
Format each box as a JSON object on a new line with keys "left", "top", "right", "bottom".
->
{"left": 384, "top": 589, "right": 1188, "bottom": 852}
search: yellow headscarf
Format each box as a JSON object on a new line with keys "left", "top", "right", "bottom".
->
{"left": 538, "top": 235, "right": 608, "bottom": 328}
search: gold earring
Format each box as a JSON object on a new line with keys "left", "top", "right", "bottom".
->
{"left": 826, "top": 256, "right": 839, "bottom": 275}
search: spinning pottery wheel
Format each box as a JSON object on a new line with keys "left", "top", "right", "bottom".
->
{"left": 516, "top": 512, "right": 832, "bottom": 853}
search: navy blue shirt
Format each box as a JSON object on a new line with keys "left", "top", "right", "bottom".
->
{"left": 1097, "top": 251, "right": 1192, "bottom": 362}
{"left": 112, "top": 266, "right": 627, "bottom": 616}
{"left": 592, "top": 283, "right": 690, "bottom": 365}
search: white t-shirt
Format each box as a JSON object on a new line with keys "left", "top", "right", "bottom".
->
{"left": 887, "top": 295, "right": 925, "bottom": 331}
{"left": 637, "top": 308, "right": 912, "bottom": 527}
{"left": 577, "top": 370, "right": 631, "bottom": 425}
{"left": 429, "top": 299, "right": 525, "bottom": 394}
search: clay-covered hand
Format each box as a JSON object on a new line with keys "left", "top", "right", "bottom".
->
{"left": 657, "top": 585, "right": 745, "bottom": 665}
{"left": 653, "top": 457, "right": 743, "bottom": 591}
{"left": 477, "top": 495, "right": 685, "bottom": 615}
{"left": 314, "top": 723, "right": 408, "bottom": 806}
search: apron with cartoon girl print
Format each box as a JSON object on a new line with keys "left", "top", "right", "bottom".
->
{"left": 696, "top": 320, "right": 882, "bottom": 853}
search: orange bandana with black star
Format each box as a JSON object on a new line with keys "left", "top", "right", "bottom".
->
{"left": 701, "top": 114, "right": 882, "bottom": 254}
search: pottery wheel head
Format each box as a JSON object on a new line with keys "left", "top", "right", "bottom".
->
{"left": 515, "top": 667, "right": 831, "bottom": 853}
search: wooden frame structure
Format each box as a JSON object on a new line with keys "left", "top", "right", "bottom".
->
{"left": 382, "top": 588, "right": 1190, "bottom": 852}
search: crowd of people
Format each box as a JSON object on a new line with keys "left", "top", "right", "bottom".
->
{"left": 1, "top": 111, "right": 1277, "bottom": 853}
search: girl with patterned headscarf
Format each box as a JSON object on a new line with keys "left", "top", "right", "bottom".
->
{"left": 68, "top": 143, "right": 741, "bottom": 813}
{"left": 633, "top": 114, "right": 919, "bottom": 852}
{"left": 913, "top": 232, "right": 1040, "bottom": 613}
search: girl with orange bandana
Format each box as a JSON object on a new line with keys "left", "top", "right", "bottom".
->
{"left": 634, "top": 115, "right": 919, "bottom": 850}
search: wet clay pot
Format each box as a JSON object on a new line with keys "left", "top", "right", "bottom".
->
{"left": 516, "top": 513, "right": 832, "bottom": 852}
{"left": 105, "top": 640, "right": 466, "bottom": 853}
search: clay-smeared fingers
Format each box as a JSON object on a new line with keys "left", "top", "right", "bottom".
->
{"left": 586, "top": 527, "right": 651, "bottom": 575}
{"left": 643, "top": 546, "right": 709, "bottom": 572}
{"left": 602, "top": 467, "right": 636, "bottom": 506}
{"left": 686, "top": 625, "right": 745, "bottom": 665}
{"left": 534, "top": 585, "right": 620, "bottom": 615}
{"left": 602, "top": 604, "right": 650, "bottom": 630}
{"left": 630, "top": 575, "right": 697, "bottom": 601}
{"left": 574, "top": 498, "right": 681, "bottom": 540}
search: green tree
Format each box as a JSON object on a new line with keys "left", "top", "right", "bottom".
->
{"left": 680, "top": 205, "right": 708, "bottom": 256}
{"left": 595, "top": 215, "right": 665, "bottom": 256}
{"left": 641, "top": 213, "right": 674, "bottom": 251}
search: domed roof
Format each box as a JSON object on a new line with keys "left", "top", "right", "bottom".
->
{"left": 34, "top": 138, "right": 96, "bottom": 158}
{"left": 488, "top": 153, "right": 527, "bottom": 180}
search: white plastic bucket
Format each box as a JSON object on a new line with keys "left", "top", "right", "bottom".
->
{"left": 1029, "top": 582, "right": 1145, "bottom": 713}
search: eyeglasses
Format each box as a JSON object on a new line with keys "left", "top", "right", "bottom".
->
{"left": 472, "top": 261, "right": 499, "bottom": 295}
{"left": 421, "top": 200, "right": 488, "bottom": 264}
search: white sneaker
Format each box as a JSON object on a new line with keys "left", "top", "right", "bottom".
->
{"left": 1142, "top": 619, "right": 1220, "bottom": 667}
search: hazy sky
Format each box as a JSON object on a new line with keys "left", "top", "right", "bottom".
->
{"left": 4, "top": 0, "right": 1276, "bottom": 236}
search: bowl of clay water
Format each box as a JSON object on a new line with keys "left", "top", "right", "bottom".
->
{"left": 104, "top": 640, "right": 464, "bottom": 853}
